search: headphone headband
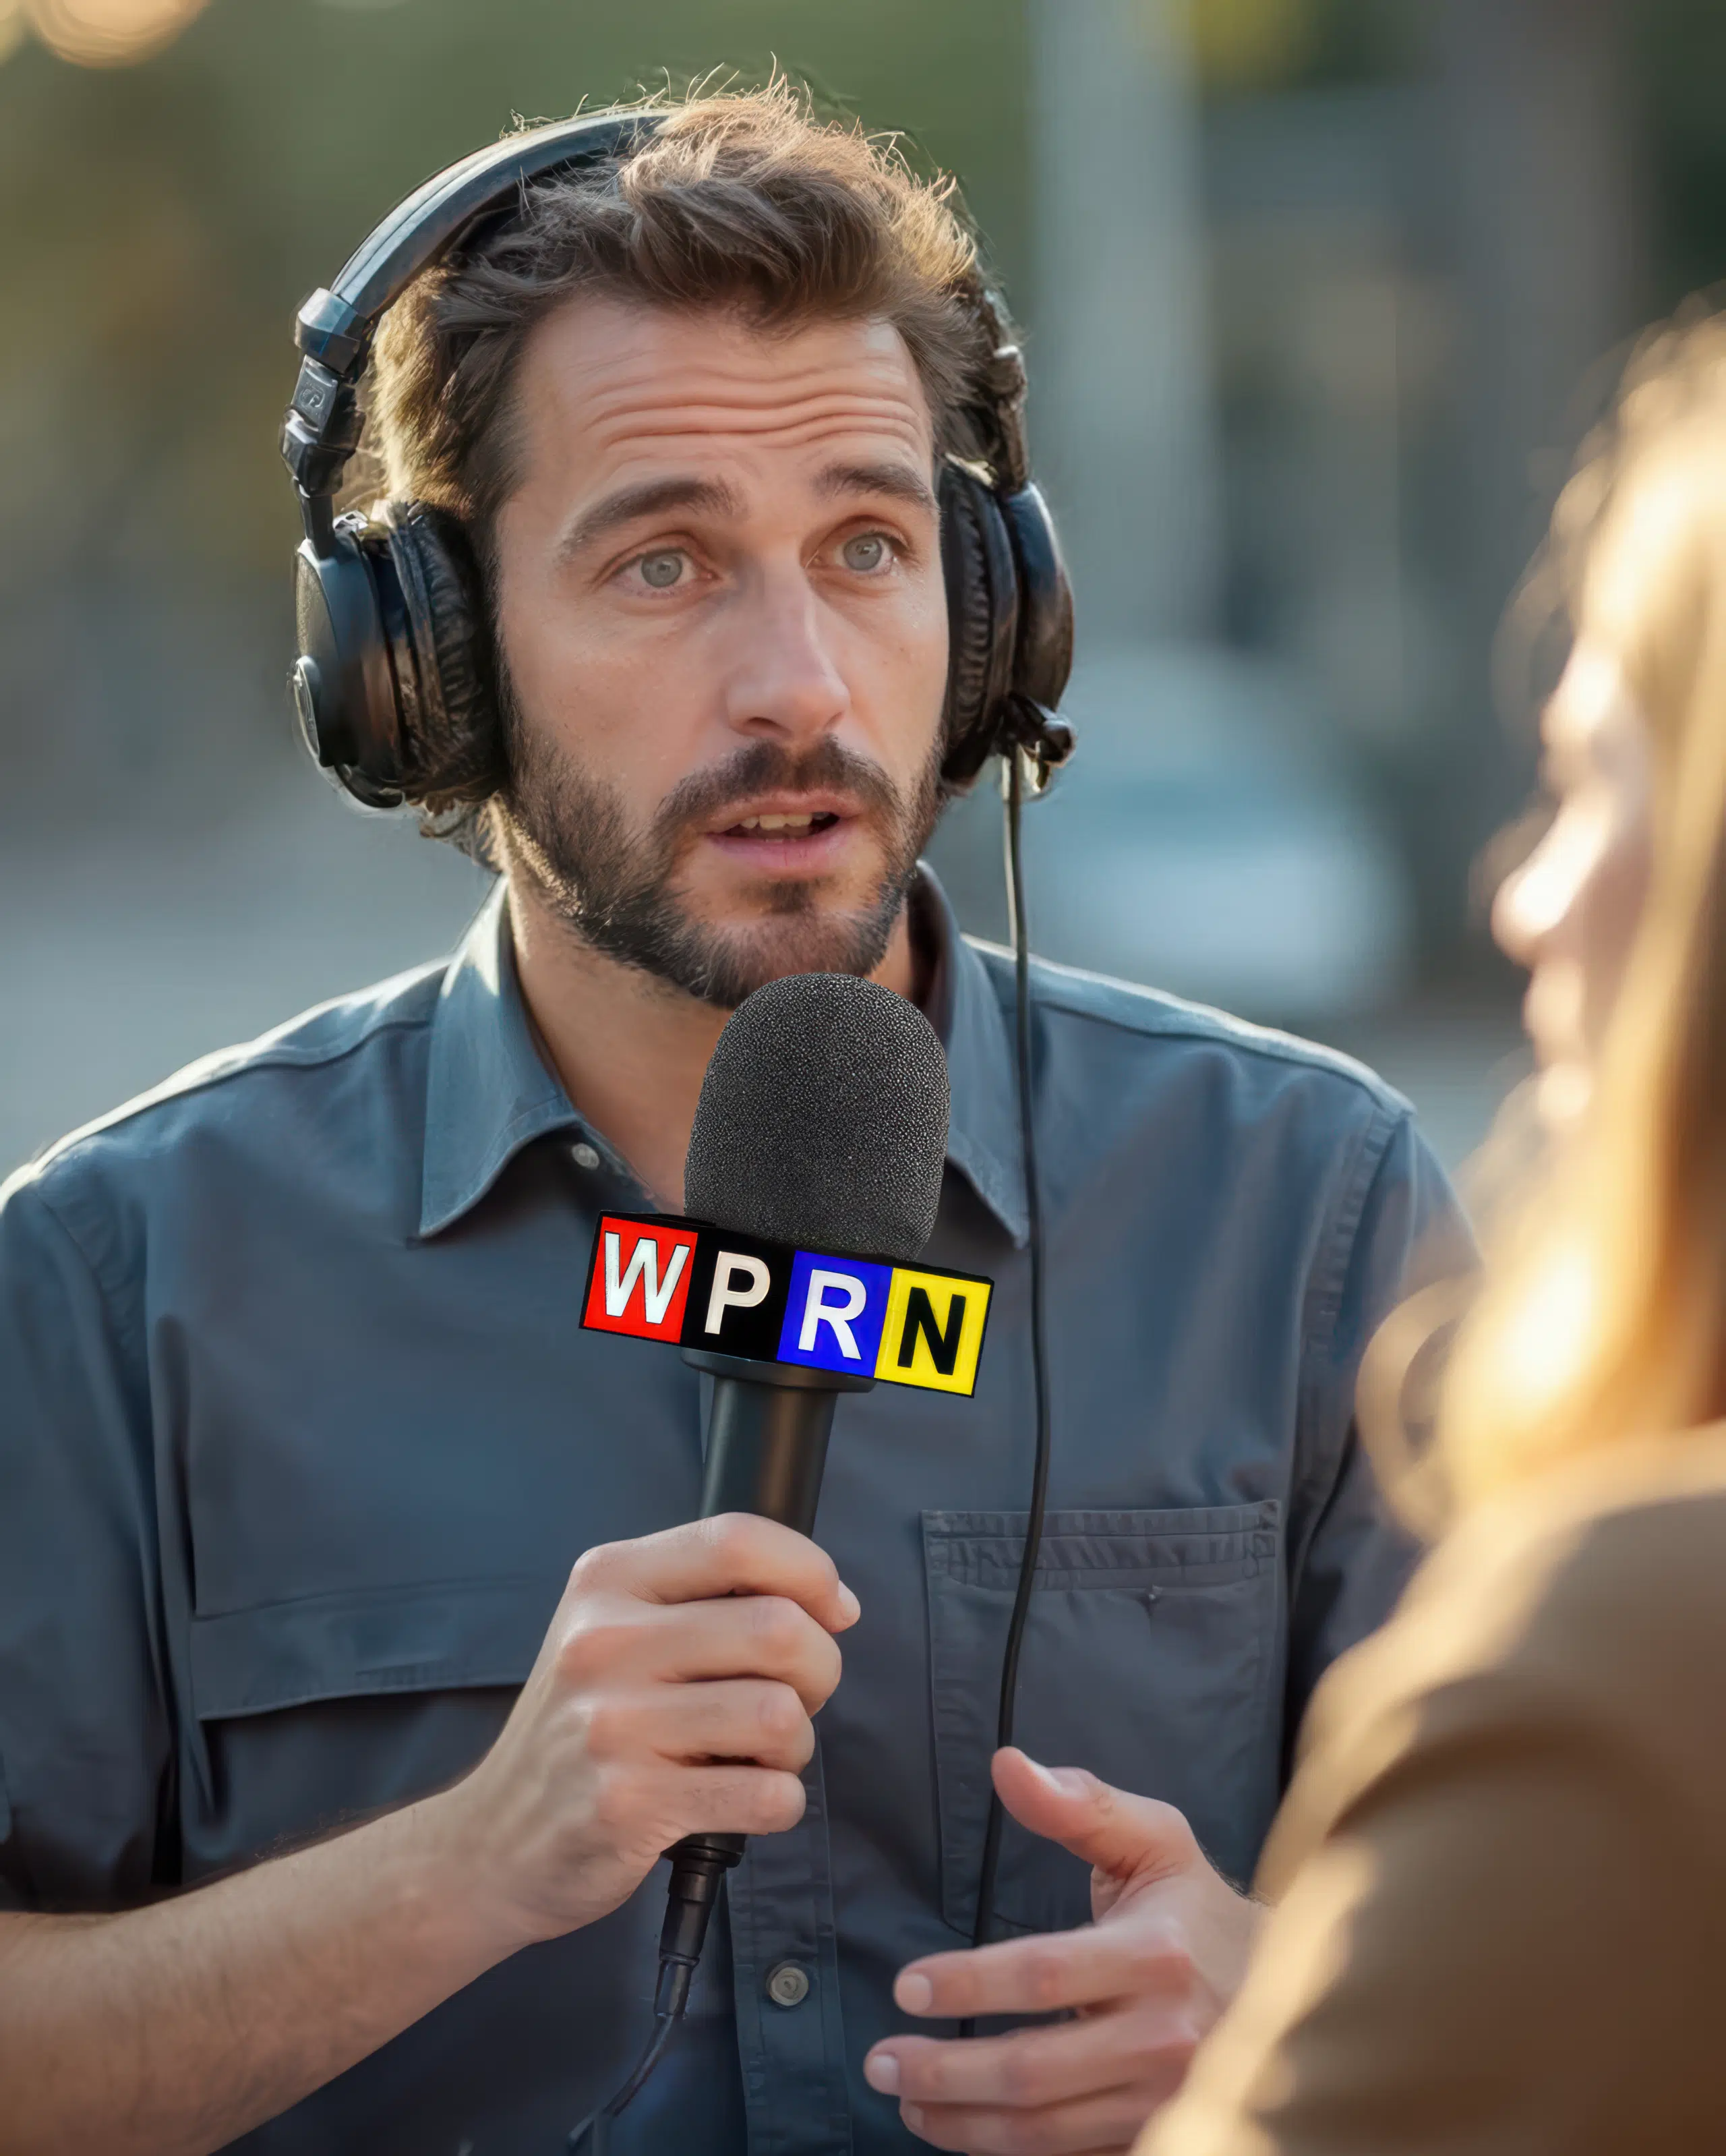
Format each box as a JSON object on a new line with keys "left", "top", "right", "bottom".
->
{"left": 282, "top": 113, "right": 662, "bottom": 525}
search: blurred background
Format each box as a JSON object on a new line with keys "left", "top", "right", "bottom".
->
{"left": 3, "top": 0, "right": 1721, "bottom": 1177}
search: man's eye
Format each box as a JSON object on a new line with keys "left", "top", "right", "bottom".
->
{"left": 841, "top": 532, "right": 893, "bottom": 573}
{"left": 634, "top": 550, "right": 686, "bottom": 589}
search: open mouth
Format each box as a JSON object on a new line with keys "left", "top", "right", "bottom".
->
{"left": 719, "top": 811, "right": 842, "bottom": 840}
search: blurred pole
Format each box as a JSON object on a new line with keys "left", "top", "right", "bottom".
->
{"left": 1029, "top": 0, "right": 1222, "bottom": 643}
{"left": 1419, "top": 0, "right": 1639, "bottom": 970}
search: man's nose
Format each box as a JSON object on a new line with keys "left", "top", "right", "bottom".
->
{"left": 1492, "top": 835, "right": 1574, "bottom": 970}
{"left": 717, "top": 569, "right": 850, "bottom": 746}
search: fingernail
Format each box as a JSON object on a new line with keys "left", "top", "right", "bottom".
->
{"left": 904, "top": 2106, "right": 926, "bottom": 2131}
{"left": 864, "top": 2051, "right": 900, "bottom": 2093}
{"left": 896, "top": 1971, "right": 934, "bottom": 2014}
{"left": 838, "top": 1583, "right": 861, "bottom": 1625}
{"left": 1025, "top": 1757, "right": 1091, "bottom": 1797}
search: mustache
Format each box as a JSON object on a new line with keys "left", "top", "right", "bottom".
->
{"left": 650, "top": 737, "right": 902, "bottom": 844}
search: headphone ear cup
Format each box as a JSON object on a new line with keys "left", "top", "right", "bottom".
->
{"left": 291, "top": 515, "right": 405, "bottom": 806}
{"left": 998, "top": 483, "right": 1074, "bottom": 718}
{"left": 380, "top": 501, "right": 504, "bottom": 805}
{"left": 939, "top": 460, "right": 1021, "bottom": 791}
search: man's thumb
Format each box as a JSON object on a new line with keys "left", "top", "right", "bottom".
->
{"left": 990, "top": 1746, "right": 1197, "bottom": 1881}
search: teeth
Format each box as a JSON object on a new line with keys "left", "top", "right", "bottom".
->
{"left": 738, "top": 813, "right": 817, "bottom": 832}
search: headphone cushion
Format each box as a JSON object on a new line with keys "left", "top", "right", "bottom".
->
{"left": 939, "top": 461, "right": 1020, "bottom": 790}
{"left": 382, "top": 501, "right": 503, "bottom": 801}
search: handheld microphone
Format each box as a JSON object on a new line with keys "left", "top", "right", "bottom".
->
{"left": 683, "top": 968, "right": 951, "bottom": 1525}
{"left": 572, "top": 972, "right": 950, "bottom": 2149}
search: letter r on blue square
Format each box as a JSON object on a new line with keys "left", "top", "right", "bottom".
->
{"left": 777, "top": 1252, "right": 891, "bottom": 1374}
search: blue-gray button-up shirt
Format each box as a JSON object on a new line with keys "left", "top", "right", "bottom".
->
{"left": 0, "top": 871, "right": 1464, "bottom": 2154}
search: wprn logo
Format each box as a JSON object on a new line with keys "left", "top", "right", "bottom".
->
{"left": 582, "top": 1216, "right": 992, "bottom": 1397}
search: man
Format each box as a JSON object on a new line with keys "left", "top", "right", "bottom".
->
{"left": 0, "top": 89, "right": 1463, "bottom": 2155}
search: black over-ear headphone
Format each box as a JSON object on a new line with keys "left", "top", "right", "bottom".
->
{"left": 280, "top": 111, "right": 1075, "bottom": 811}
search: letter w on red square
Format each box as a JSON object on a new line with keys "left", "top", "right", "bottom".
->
{"left": 583, "top": 1216, "right": 698, "bottom": 1342}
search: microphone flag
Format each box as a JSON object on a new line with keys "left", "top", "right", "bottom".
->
{"left": 582, "top": 1213, "right": 993, "bottom": 1397}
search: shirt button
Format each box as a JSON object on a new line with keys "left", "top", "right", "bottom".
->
{"left": 765, "top": 1960, "right": 810, "bottom": 2008}
{"left": 571, "top": 1142, "right": 601, "bottom": 1171}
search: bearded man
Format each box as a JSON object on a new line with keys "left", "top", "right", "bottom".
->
{"left": 0, "top": 89, "right": 1464, "bottom": 2156}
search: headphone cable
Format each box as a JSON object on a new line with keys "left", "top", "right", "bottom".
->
{"left": 965, "top": 749, "right": 1056, "bottom": 1991}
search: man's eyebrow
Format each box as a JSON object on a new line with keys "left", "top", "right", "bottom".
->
{"left": 554, "top": 475, "right": 744, "bottom": 564}
{"left": 815, "top": 459, "right": 939, "bottom": 517}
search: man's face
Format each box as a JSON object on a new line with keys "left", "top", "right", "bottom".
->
{"left": 489, "top": 298, "right": 951, "bottom": 1007}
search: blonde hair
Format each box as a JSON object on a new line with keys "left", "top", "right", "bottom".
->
{"left": 1421, "top": 308, "right": 1726, "bottom": 1510}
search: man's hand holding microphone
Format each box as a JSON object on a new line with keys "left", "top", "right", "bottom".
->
{"left": 430, "top": 1513, "right": 858, "bottom": 1950}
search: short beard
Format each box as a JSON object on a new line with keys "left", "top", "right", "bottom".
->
{"left": 492, "top": 682, "right": 947, "bottom": 1011}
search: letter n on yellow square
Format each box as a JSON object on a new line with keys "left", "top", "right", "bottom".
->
{"left": 876, "top": 1268, "right": 991, "bottom": 1395}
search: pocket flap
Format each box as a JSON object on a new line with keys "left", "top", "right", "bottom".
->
{"left": 189, "top": 1575, "right": 558, "bottom": 1721}
{"left": 924, "top": 1504, "right": 1280, "bottom": 1593}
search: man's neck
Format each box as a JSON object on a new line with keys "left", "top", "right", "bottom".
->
{"left": 507, "top": 877, "right": 925, "bottom": 1213}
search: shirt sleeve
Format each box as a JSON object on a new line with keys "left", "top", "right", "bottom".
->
{"left": 1135, "top": 1669, "right": 1717, "bottom": 2156}
{"left": 0, "top": 1173, "right": 171, "bottom": 1910}
{"left": 1282, "top": 1110, "right": 1472, "bottom": 1757}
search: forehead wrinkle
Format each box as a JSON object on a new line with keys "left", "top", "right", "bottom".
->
{"left": 554, "top": 326, "right": 922, "bottom": 404}
{"left": 583, "top": 391, "right": 930, "bottom": 453}
{"left": 515, "top": 312, "right": 938, "bottom": 525}
{"left": 523, "top": 308, "right": 936, "bottom": 483}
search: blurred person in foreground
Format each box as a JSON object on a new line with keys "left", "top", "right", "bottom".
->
{"left": 0, "top": 87, "right": 1464, "bottom": 2156}
{"left": 1112, "top": 309, "right": 1726, "bottom": 2153}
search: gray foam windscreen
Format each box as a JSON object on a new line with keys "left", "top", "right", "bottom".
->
{"left": 684, "top": 974, "right": 951, "bottom": 1264}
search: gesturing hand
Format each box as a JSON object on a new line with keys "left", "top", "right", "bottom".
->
{"left": 429, "top": 1513, "right": 858, "bottom": 1957}
{"left": 864, "top": 1748, "right": 1261, "bottom": 2155}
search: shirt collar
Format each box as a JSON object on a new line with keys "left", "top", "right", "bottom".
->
{"left": 917, "top": 871, "right": 1030, "bottom": 1247}
{"left": 419, "top": 869, "right": 1029, "bottom": 1248}
{"left": 419, "top": 883, "right": 583, "bottom": 1237}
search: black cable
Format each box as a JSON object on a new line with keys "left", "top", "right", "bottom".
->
{"left": 565, "top": 1838, "right": 738, "bottom": 2151}
{"left": 968, "top": 750, "right": 1056, "bottom": 1975}
{"left": 565, "top": 2016, "right": 677, "bottom": 2153}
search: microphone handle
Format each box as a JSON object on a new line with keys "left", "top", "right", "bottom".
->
{"left": 689, "top": 1349, "right": 873, "bottom": 1532}
{"left": 657, "top": 1352, "right": 875, "bottom": 1983}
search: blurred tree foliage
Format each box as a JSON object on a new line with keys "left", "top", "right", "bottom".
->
{"left": 0, "top": 0, "right": 1028, "bottom": 590}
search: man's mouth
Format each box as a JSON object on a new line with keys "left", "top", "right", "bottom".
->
{"left": 701, "top": 796, "right": 860, "bottom": 875}
{"left": 722, "top": 811, "right": 842, "bottom": 838}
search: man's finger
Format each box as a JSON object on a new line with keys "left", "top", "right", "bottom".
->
{"left": 893, "top": 1917, "right": 1194, "bottom": 2020}
{"left": 616, "top": 1677, "right": 817, "bottom": 1771}
{"left": 865, "top": 1993, "right": 1200, "bottom": 2109}
{"left": 654, "top": 1597, "right": 845, "bottom": 1712}
{"left": 573, "top": 1513, "right": 860, "bottom": 1631}
{"left": 896, "top": 2079, "right": 1179, "bottom": 2155}
{"left": 990, "top": 1747, "right": 1198, "bottom": 1881}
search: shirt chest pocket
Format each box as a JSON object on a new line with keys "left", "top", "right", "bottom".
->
{"left": 183, "top": 1577, "right": 554, "bottom": 1869}
{"left": 922, "top": 1505, "right": 1282, "bottom": 1940}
